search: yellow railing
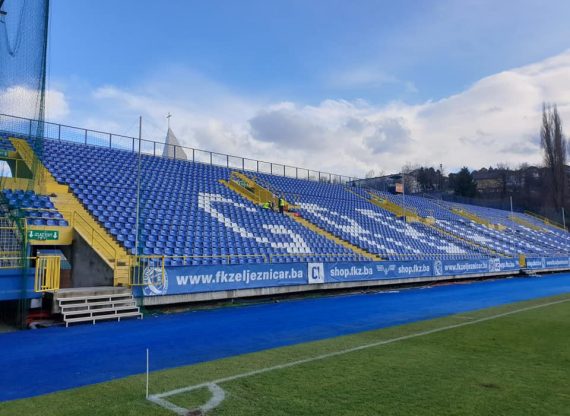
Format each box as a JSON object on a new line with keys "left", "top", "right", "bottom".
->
{"left": 0, "top": 256, "right": 27, "bottom": 269}
{"left": 6, "top": 139, "right": 130, "bottom": 285}
{"left": 223, "top": 179, "right": 260, "bottom": 203}
{"left": 130, "top": 256, "right": 166, "bottom": 287}
{"left": 35, "top": 256, "right": 61, "bottom": 292}
{"left": 369, "top": 194, "right": 419, "bottom": 219}
{"left": 451, "top": 208, "right": 491, "bottom": 226}
{"left": 508, "top": 215, "right": 544, "bottom": 231}
{"left": 1, "top": 255, "right": 61, "bottom": 292}
{"left": 423, "top": 220, "right": 504, "bottom": 257}
{"left": 524, "top": 210, "right": 566, "bottom": 231}
{"left": 229, "top": 171, "right": 277, "bottom": 206}
{"left": 72, "top": 210, "right": 118, "bottom": 264}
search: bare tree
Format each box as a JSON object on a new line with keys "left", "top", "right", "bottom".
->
{"left": 495, "top": 162, "right": 510, "bottom": 198}
{"left": 401, "top": 163, "right": 419, "bottom": 193}
{"left": 540, "top": 103, "right": 566, "bottom": 209}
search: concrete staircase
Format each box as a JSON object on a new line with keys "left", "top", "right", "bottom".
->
{"left": 368, "top": 194, "right": 420, "bottom": 221}
{"left": 55, "top": 287, "right": 142, "bottom": 327}
{"left": 346, "top": 188, "right": 503, "bottom": 258}
{"left": 450, "top": 207, "right": 491, "bottom": 226}
{"left": 221, "top": 174, "right": 380, "bottom": 261}
{"left": 509, "top": 214, "right": 545, "bottom": 232}
{"left": 220, "top": 171, "right": 278, "bottom": 207}
{"left": 286, "top": 212, "right": 381, "bottom": 261}
{"left": 524, "top": 210, "right": 566, "bottom": 231}
{"left": 422, "top": 221, "right": 505, "bottom": 257}
{"left": 345, "top": 188, "right": 421, "bottom": 222}
{"left": 10, "top": 138, "right": 131, "bottom": 286}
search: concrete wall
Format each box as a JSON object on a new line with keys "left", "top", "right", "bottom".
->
{"left": 71, "top": 231, "right": 113, "bottom": 287}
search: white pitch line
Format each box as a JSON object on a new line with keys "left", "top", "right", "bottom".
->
{"left": 148, "top": 297, "right": 570, "bottom": 414}
{"left": 147, "top": 383, "right": 225, "bottom": 416}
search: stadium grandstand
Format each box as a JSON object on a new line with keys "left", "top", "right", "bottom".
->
{"left": 1, "top": 112, "right": 570, "bottom": 327}
{"left": 2, "top": 2, "right": 570, "bottom": 415}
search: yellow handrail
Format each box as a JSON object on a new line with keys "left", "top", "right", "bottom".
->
{"left": 524, "top": 210, "right": 566, "bottom": 230}
{"left": 0, "top": 256, "right": 30, "bottom": 269}
{"left": 72, "top": 210, "right": 118, "bottom": 263}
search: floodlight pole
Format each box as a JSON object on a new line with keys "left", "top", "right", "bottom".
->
{"left": 510, "top": 196, "right": 513, "bottom": 216}
{"left": 135, "top": 116, "right": 142, "bottom": 257}
{"left": 563, "top": 207, "right": 566, "bottom": 232}
{"left": 402, "top": 171, "right": 406, "bottom": 223}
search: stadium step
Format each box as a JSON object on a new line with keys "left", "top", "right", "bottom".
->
{"left": 55, "top": 287, "right": 142, "bottom": 327}
{"left": 59, "top": 293, "right": 134, "bottom": 304}
{"left": 61, "top": 299, "right": 136, "bottom": 312}
{"left": 345, "top": 187, "right": 421, "bottom": 222}
{"left": 367, "top": 194, "right": 420, "bottom": 221}
{"left": 524, "top": 210, "right": 566, "bottom": 231}
{"left": 222, "top": 171, "right": 278, "bottom": 206}
{"left": 450, "top": 207, "right": 492, "bottom": 227}
{"left": 10, "top": 138, "right": 132, "bottom": 287}
{"left": 222, "top": 174, "right": 379, "bottom": 260}
{"left": 219, "top": 179, "right": 259, "bottom": 205}
{"left": 286, "top": 212, "right": 382, "bottom": 261}
{"left": 64, "top": 311, "right": 142, "bottom": 326}
{"left": 422, "top": 221, "right": 505, "bottom": 258}
{"left": 508, "top": 215, "right": 545, "bottom": 231}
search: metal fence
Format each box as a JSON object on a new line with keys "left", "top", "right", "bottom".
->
{"left": 0, "top": 113, "right": 359, "bottom": 184}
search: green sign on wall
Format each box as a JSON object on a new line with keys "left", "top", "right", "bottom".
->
{"left": 27, "top": 230, "right": 59, "bottom": 241}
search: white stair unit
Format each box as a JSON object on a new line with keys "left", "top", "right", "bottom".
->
{"left": 56, "top": 288, "right": 142, "bottom": 326}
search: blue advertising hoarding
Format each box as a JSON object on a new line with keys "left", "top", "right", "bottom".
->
{"left": 525, "top": 256, "right": 570, "bottom": 270}
{"left": 320, "top": 257, "right": 520, "bottom": 284}
{"left": 137, "top": 257, "right": 523, "bottom": 297}
{"left": 322, "top": 260, "right": 433, "bottom": 283}
{"left": 137, "top": 262, "right": 307, "bottom": 296}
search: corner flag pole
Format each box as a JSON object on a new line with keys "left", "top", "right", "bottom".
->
{"left": 146, "top": 348, "right": 150, "bottom": 398}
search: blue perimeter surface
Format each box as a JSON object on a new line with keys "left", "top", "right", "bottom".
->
{"left": 1, "top": 273, "right": 570, "bottom": 402}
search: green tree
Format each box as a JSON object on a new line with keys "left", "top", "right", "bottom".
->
{"left": 453, "top": 167, "right": 477, "bottom": 197}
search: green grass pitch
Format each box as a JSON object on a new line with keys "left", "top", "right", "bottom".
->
{"left": 2, "top": 294, "right": 569, "bottom": 416}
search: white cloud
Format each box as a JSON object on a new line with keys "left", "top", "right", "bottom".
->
{"left": 0, "top": 85, "right": 69, "bottom": 120}
{"left": 43, "top": 49, "right": 570, "bottom": 178}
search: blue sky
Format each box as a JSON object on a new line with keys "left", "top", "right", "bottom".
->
{"left": 49, "top": 0, "right": 570, "bottom": 104}
{"left": 10, "top": 1, "right": 570, "bottom": 175}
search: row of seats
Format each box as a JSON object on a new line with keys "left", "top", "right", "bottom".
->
{"left": 40, "top": 139, "right": 362, "bottom": 263}
{"left": 1, "top": 189, "right": 69, "bottom": 226}
{"left": 372, "top": 190, "right": 570, "bottom": 256}
{"left": 254, "top": 174, "right": 485, "bottom": 260}
{"left": 19, "top": 134, "right": 570, "bottom": 264}
{"left": 0, "top": 137, "right": 15, "bottom": 152}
